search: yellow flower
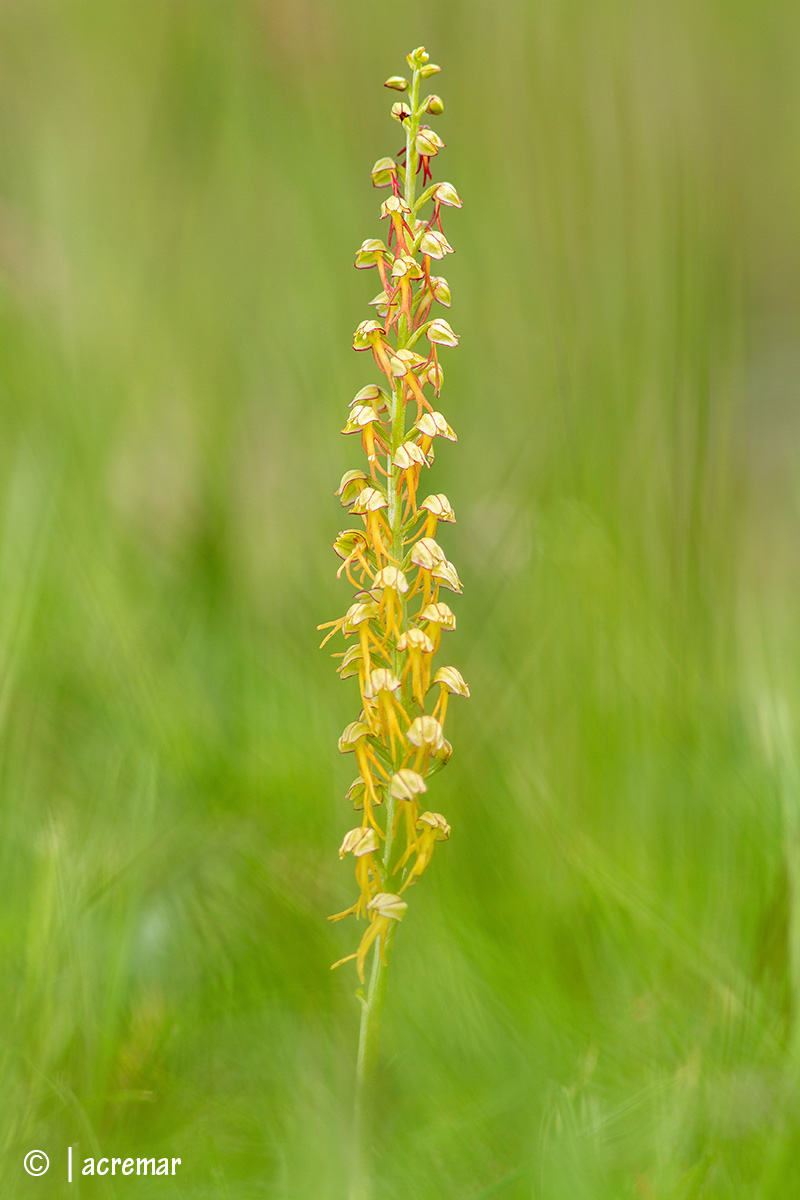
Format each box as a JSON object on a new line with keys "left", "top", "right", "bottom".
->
{"left": 331, "top": 893, "right": 408, "bottom": 982}
{"left": 397, "top": 812, "right": 451, "bottom": 891}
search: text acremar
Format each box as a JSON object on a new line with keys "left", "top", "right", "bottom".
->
{"left": 65, "top": 1147, "right": 182, "bottom": 1181}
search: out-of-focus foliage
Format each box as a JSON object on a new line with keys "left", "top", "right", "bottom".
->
{"left": 1, "top": 0, "right": 799, "bottom": 1195}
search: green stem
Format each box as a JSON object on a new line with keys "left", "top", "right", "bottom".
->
{"left": 349, "top": 61, "right": 422, "bottom": 1200}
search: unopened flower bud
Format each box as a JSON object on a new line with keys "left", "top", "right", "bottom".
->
{"left": 427, "top": 318, "right": 459, "bottom": 347}
{"left": 390, "top": 768, "right": 428, "bottom": 801}
{"left": 423, "top": 360, "right": 444, "bottom": 390}
{"left": 420, "top": 63, "right": 441, "bottom": 78}
{"left": 407, "top": 46, "right": 430, "bottom": 67}
{"left": 339, "top": 827, "right": 380, "bottom": 859}
{"left": 430, "top": 276, "right": 451, "bottom": 306}
{"left": 422, "top": 94, "right": 444, "bottom": 115}
{"left": 430, "top": 737, "right": 453, "bottom": 764}
{"left": 384, "top": 76, "right": 409, "bottom": 92}
{"left": 390, "top": 102, "right": 412, "bottom": 123}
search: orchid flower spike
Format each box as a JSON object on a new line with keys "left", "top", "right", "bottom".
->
{"left": 320, "top": 48, "right": 467, "bottom": 1006}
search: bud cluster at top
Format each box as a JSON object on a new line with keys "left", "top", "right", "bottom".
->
{"left": 318, "top": 47, "right": 467, "bottom": 982}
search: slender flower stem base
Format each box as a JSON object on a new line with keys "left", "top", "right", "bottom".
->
{"left": 350, "top": 936, "right": 392, "bottom": 1200}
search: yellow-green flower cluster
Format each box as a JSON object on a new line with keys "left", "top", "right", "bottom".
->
{"left": 319, "top": 47, "right": 468, "bottom": 982}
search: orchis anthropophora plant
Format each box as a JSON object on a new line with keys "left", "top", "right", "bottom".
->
{"left": 318, "top": 45, "right": 466, "bottom": 1197}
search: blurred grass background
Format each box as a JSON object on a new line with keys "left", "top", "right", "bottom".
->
{"left": 0, "top": 0, "right": 799, "bottom": 1196}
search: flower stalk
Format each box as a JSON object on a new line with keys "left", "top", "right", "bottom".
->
{"left": 318, "top": 45, "right": 466, "bottom": 1199}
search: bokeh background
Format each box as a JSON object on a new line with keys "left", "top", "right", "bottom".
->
{"left": 1, "top": 0, "right": 800, "bottom": 1196}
